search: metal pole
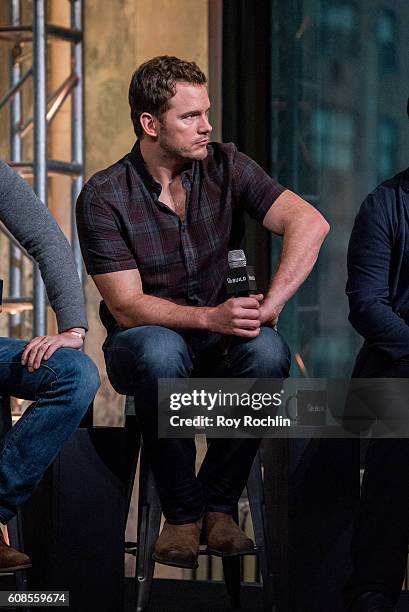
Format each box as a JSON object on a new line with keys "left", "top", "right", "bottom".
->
{"left": 33, "top": 0, "right": 47, "bottom": 336}
{"left": 9, "top": 0, "right": 23, "bottom": 337}
{"left": 71, "top": 0, "right": 84, "bottom": 282}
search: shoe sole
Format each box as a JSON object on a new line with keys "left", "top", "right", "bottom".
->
{"left": 152, "top": 553, "right": 198, "bottom": 570}
{"left": 0, "top": 562, "right": 32, "bottom": 573}
{"left": 204, "top": 546, "right": 257, "bottom": 557}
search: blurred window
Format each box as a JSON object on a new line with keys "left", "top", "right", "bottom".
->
{"left": 312, "top": 107, "right": 356, "bottom": 171}
{"left": 376, "top": 9, "right": 398, "bottom": 72}
{"left": 319, "top": 1, "right": 359, "bottom": 57}
{"left": 377, "top": 117, "right": 398, "bottom": 182}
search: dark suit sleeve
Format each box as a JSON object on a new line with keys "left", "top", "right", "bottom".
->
{"left": 346, "top": 193, "right": 409, "bottom": 360}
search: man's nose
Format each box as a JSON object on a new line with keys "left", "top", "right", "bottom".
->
{"left": 199, "top": 115, "right": 212, "bottom": 133}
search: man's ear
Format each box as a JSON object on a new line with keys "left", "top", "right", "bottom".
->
{"left": 139, "top": 112, "right": 160, "bottom": 138}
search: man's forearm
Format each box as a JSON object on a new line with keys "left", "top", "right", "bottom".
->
{"left": 349, "top": 299, "right": 409, "bottom": 361}
{"left": 263, "top": 217, "right": 329, "bottom": 318}
{"left": 96, "top": 268, "right": 263, "bottom": 337}
{"left": 111, "top": 293, "right": 210, "bottom": 330}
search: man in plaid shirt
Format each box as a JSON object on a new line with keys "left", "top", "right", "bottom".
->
{"left": 76, "top": 55, "right": 329, "bottom": 570}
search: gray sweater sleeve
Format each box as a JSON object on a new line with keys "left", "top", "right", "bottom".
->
{"left": 0, "top": 161, "right": 88, "bottom": 332}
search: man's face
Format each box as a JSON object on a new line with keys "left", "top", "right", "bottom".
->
{"left": 156, "top": 82, "right": 212, "bottom": 162}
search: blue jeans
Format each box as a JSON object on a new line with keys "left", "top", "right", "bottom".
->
{"left": 0, "top": 337, "right": 100, "bottom": 523}
{"left": 104, "top": 326, "right": 291, "bottom": 524}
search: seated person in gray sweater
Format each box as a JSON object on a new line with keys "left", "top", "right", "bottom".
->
{"left": 0, "top": 161, "right": 100, "bottom": 572}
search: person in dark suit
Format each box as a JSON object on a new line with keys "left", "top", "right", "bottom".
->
{"left": 344, "top": 101, "right": 409, "bottom": 612}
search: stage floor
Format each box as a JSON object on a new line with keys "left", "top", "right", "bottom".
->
{"left": 124, "top": 579, "right": 409, "bottom": 612}
{"left": 0, "top": 575, "right": 408, "bottom": 610}
{"left": 124, "top": 578, "right": 267, "bottom": 611}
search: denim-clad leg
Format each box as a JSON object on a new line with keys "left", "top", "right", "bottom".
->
{"left": 197, "top": 326, "right": 291, "bottom": 513}
{"left": 104, "top": 325, "right": 205, "bottom": 524}
{"left": 104, "top": 325, "right": 291, "bottom": 523}
{"left": 0, "top": 337, "right": 100, "bottom": 523}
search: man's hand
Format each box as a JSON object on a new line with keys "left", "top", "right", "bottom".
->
{"left": 206, "top": 294, "right": 263, "bottom": 337}
{"left": 259, "top": 298, "right": 283, "bottom": 327}
{"left": 21, "top": 328, "right": 85, "bottom": 372}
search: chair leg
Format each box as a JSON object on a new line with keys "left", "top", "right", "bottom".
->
{"left": 7, "top": 511, "right": 29, "bottom": 596}
{"left": 135, "top": 445, "right": 162, "bottom": 612}
{"left": 222, "top": 555, "right": 242, "bottom": 609}
{"left": 222, "top": 507, "right": 242, "bottom": 609}
{"left": 247, "top": 453, "right": 275, "bottom": 610}
{"left": 124, "top": 416, "right": 141, "bottom": 516}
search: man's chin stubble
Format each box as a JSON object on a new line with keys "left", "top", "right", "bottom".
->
{"left": 161, "top": 142, "right": 208, "bottom": 162}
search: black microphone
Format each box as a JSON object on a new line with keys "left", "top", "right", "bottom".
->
{"left": 225, "top": 249, "right": 257, "bottom": 297}
{"left": 221, "top": 250, "right": 258, "bottom": 354}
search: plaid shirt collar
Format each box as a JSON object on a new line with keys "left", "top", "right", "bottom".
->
{"left": 129, "top": 140, "right": 195, "bottom": 196}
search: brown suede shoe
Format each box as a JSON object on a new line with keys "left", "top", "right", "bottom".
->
{"left": 0, "top": 530, "right": 31, "bottom": 573}
{"left": 203, "top": 511, "right": 256, "bottom": 556}
{"left": 152, "top": 518, "right": 202, "bottom": 569}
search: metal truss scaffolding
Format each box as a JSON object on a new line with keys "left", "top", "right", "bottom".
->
{"left": 0, "top": 0, "right": 84, "bottom": 337}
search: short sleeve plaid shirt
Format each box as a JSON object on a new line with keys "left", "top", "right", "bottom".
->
{"left": 76, "top": 141, "right": 286, "bottom": 321}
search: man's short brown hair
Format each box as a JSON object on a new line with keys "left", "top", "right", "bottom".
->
{"left": 128, "top": 55, "right": 207, "bottom": 138}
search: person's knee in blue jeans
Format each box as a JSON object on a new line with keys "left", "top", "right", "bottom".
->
{"left": 0, "top": 338, "right": 100, "bottom": 524}
{"left": 223, "top": 326, "right": 291, "bottom": 378}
